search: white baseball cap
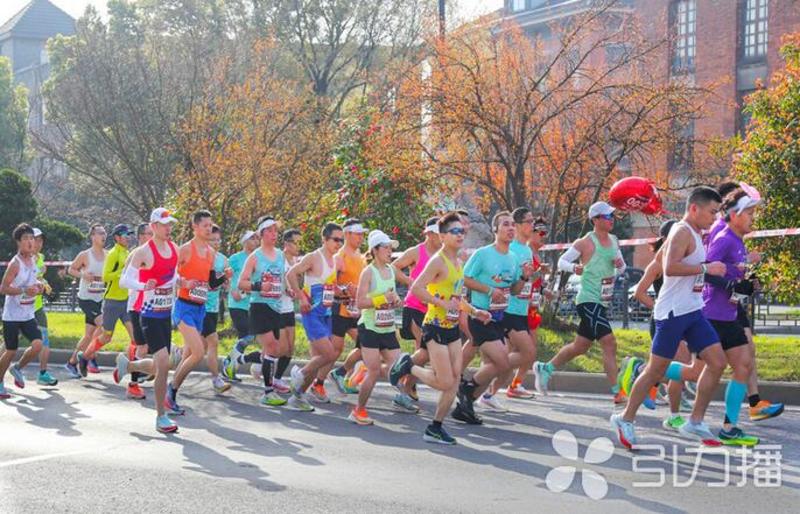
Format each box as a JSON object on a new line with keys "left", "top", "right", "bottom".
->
{"left": 150, "top": 208, "right": 177, "bottom": 224}
{"left": 32, "top": 228, "right": 43, "bottom": 238}
{"left": 257, "top": 218, "right": 277, "bottom": 234}
{"left": 731, "top": 195, "right": 760, "bottom": 214}
{"left": 344, "top": 223, "right": 367, "bottom": 234}
{"left": 588, "top": 201, "right": 615, "bottom": 219}
{"left": 367, "top": 230, "right": 399, "bottom": 251}
{"left": 239, "top": 230, "right": 256, "bottom": 245}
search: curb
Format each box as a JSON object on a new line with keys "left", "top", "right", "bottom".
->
{"left": 33, "top": 349, "right": 800, "bottom": 406}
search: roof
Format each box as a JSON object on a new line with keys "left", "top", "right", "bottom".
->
{"left": 0, "top": 0, "right": 75, "bottom": 41}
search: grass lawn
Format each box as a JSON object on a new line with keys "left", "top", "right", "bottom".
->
{"left": 25, "top": 312, "right": 800, "bottom": 382}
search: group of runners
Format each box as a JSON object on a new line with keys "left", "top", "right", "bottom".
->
{"left": 0, "top": 180, "right": 784, "bottom": 447}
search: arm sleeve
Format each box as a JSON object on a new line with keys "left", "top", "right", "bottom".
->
{"left": 615, "top": 247, "right": 627, "bottom": 276}
{"left": 103, "top": 251, "right": 124, "bottom": 282}
{"left": 557, "top": 246, "right": 580, "bottom": 273}
{"left": 119, "top": 264, "right": 145, "bottom": 291}
{"left": 208, "top": 268, "right": 226, "bottom": 289}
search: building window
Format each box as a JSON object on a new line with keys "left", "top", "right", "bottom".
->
{"left": 741, "top": 0, "right": 768, "bottom": 62}
{"left": 668, "top": 119, "right": 694, "bottom": 171}
{"left": 737, "top": 90, "right": 756, "bottom": 136}
{"left": 671, "top": 0, "right": 696, "bottom": 74}
{"left": 510, "top": 0, "right": 526, "bottom": 13}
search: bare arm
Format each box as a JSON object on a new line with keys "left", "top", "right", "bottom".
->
{"left": 287, "top": 252, "right": 316, "bottom": 297}
{"left": 237, "top": 253, "right": 258, "bottom": 292}
{"left": 67, "top": 251, "right": 87, "bottom": 279}
{"left": 355, "top": 267, "right": 374, "bottom": 309}
{"left": 1, "top": 260, "right": 21, "bottom": 295}
{"left": 410, "top": 256, "right": 448, "bottom": 309}
{"left": 391, "top": 246, "right": 419, "bottom": 287}
{"left": 635, "top": 250, "right": 662, "bottom": 308}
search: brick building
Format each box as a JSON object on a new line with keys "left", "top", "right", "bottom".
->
{"left": 503, "top": 0, "right": 800, "bottom": 268}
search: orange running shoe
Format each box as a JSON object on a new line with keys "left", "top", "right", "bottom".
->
{"left": 310, "top": 382, "right": 330, "bottom": 403}
{"left": 351, "top": 361, "right": 368, "bottom": 387}
{"left": 127, "top": 382, "right": 146, "bottom": 400}
{"left": 348, "top": 407, "right": 374, "bottom": 426}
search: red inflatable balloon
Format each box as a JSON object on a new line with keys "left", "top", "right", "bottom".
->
{"left": 640, "top": 195, "right": 663, "bottom": 215}
{"left": 609, "top": 176, "right": 659, "bottom": 212}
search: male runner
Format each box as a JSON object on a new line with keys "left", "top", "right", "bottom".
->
{"left": 65, "top": 224, "right": 107, "bottom": 378}
{"left": 124, "top": 222, "right": 153, "bottom": 400}
{"left": 452, "top": 211, "right": 531, "bottom": 425}
{"left": 533, "top": 201, "right": 626, "bottom": 400}
{"left": 327, "top": 218, "right": 367, "bottom": 395}
{"left": 221, "top": 230, "right": 259, "bottom": 381}
{"left": 272, "top": 229, "right": 302, "bottom": 393}
{"left": 167, "top": 210, "right": 229, "bottom": 415}
{"left": 78, "top": 224, "right": 137, "bottom": 375}
{"left": 286, "top": 222, "right": 344, "bottom": 408}
{"left": 114, "top": 208, "right": 179, "bottom": 433}
{"left": 478, "top": 207, "right": 538, "bottom": 411}
{"left": 235, "top": 217, "right": 290, "bottom": 407}
{"left": 203, "top": 224, "right": 231, "bottom": 394}
{"left": 391, "top": 212, "right": 491, "bottom": 443}
{"left": 348, "top": 230, "right": 403, "bottom": 425}
{"left": 1, "top": 224, "right": 45, "bottom": 398}
{"left": 32, "top": 228, "right": 57, "bottom": 386}
{"left": 611, "top": 187, "right": 729, "bottom": 448}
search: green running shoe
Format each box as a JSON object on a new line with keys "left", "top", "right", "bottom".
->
{"left": 662, "top": 415, "right": 686, "bottom": 431}
{"left": 37, "top": 370, "right": 58, "bottom": 386}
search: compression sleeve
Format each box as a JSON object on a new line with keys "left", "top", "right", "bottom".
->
{"left": 558, "top": 246, "right": 580, "bottom": 273}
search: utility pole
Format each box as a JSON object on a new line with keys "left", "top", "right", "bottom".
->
{"left": 438, "top": 0, "right": 446, "bottom": 40}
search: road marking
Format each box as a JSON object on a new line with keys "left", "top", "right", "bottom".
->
{"left": 0, "top": 449, "right": 93, "bottom": 469}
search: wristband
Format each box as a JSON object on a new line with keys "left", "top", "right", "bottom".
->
{"left": 252, "top": 281, "right": 262, "bottom": 292}
{"left": 701, "top": 264, "right": 708, "bottom": 275}
{"left": 372, "top": 294, "right": 387, "bottom": 308}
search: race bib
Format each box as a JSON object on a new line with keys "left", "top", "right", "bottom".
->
{"left": 147, "top": 287, "right": 174, "bottom": 312}
{"left": 188, "top": 282, "right": 209, "bottom": 303}
{"left": 346, "top": 299, "right": 360, "bottom": 317}
{"left": 489, "top": 287, "right": 510, "bottom": 311}
{"left": 531, "top": 292, "right": 542, "bottom": 308}
{"left": 20, "top": 292, "right": 36, "bottom": 306}
{"left": 692, "top": 273, "right": 704, "bottom": 293}
{"left": 260, "top": 272, "right": 282, "bottom": 299}
{"left": 88, "top": 275, "right": 105, "bottom": 294}
{"left": 375, "top": 308, "right": 395, "bottom": 327}
{"left": 322, "top": 284, "right": 335, "bottom": 308}
{"left": 601, "top": 277, "right": 614, "bottom": 302}
{"left": 517, "top": 281, "right": 532, "bottom": 301}
{"left": 446, "top": 295, "right": 461, "bottom": 323}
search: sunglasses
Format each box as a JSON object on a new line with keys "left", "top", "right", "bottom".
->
{"left": 444, "top": 227, "right": 466, "bottom": 236}
{"left": 330, "top": 237, "right": 345, "bottom": 244}
{"left": 595, "top": 214, "right": 615, "bottom": 221}
{"left": 537, "top": 230, "right": 549, "bottom": 237}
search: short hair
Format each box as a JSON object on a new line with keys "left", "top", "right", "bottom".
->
{"left": 88, "top": 224, "right": 104, "bottom": 237}
{"left": 192, "top": 210, "right": 212, "bottom": 224}
{"left": 717, "top": 181, "right": 740, "bottom": 198}
{"left": 491, "top": 210, "right": 512, "bottom": 232}
{"left": 136, "top": 223, "right": 149, "bottom": 236}
{"left": 425, "top": 216, "right": 439, "bottom": 228}
{"left": 342, "top": 218, "right": 362, "bottom": 229}
{"left": 322, "top": 222, "right": 343, "bottom": 239}
{"left": 456, "top": 209, "right": 469, "bottom": 218}
{"left": 512, "top": 207, "right": 532, "bottom": 224}
{"left": 686, "top": 186, "right": 722, "bottom": 210}
{"left": 437, "top": 211, "right": 462, "bottom": 233}
{"left": 722, "top": 188, "right": 748, "bottom": 220}
{"left": 210, "top": 224, "right": 221, "bottom": 235}
{"left": 283, "top": 229, "right": 301, "bottom": 243}
{"left": 13, "top": 223, "right": 34, "bottom": 241}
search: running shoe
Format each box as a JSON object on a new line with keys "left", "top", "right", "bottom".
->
{"left": 272, "top": 378, "right": 290, "bottom": 394}
{"left": 329, "top": 369, "right": 348, "bottom": 394}
{"left": 389, "top": 353, "right": 412, "bottom": 388}
{"left": 423, "top": 424, "right": 457, "bottom": 445}
{"left": 457, "top": 380, "right": 476, "bottom": 411}
{"left": 113, "top": 353, "right": 129, "bottom": 384}
{"left": 212, "top": 376, "right": 232, "bottom": 394}
{"left": 452, "top": 402, "right": 483, "bottom": 425}
{"left": 77, "top": 352, "right": 88, "bottom": 378}
{"left": 37, "top": 370, "right": 58, "bottom": 386}
{"left": 126, "top": 383, "right": 146, "bottom": 400}
{"left": 64, "top": 361, "right": 81, "bottom": 379}
{"left": 477, "top": 394, "right": 508, "bottom": 412}
{"left": 289, "top": 365, "right": 304, "bottom": 397}
{"left": 286, "top": 395, "right": 315, "bottom": 412}
{"left": 260, "top": 391, "right": 288, "bottom": 407}
{"left": 0, "top": 383, "right": 10, "bottom": 399}
{"left": 9, "top": 365, "right": 24, "bottom": 389}
{"left": 348, "top": 407, "right": 374, "bottom": 426}
{"left": 393, "top": 393, "right": 420, "bottom": 413}
{"left": 749, "top": 400, "right": 785, "bottom": 422}
{"left": 406, "top": 380, "right": 419, "bottom": 402}
{"left": 350, "top": 361, "right": 368, "bottom": 387}
{"left": 309, "top": 383, "right": 330, "bottom": 403}
{"left": 532, "top": 361, "right": 553, "bottom": 395}
{"left": 662, "top": 414, "right": 686, "bottom": 431}
{"left": 679, "top": 420, "right": 722, "bottom": 447}
{"left": 87, "top": 358, "right": 100, "bottom": 374}
{"left": 719, "top": 426, "right": 759, "bottom": 447}
{"left": 617, "top": 356, "right": 643, "bottom": 396}
{"left": 655, "top": 383, "right": 669, "bottom": 406}
{"left": 506, "top": 384, "right": 535, "bottom": 399}
{"left": 222, "top": 355, "right": 238, "bottom": 381}
{"left": 164, "top": 386, "right": 185, "bottom": 416}
{"left": 613, "top": 390, "right": 627, "bottom": 405}
{"left": 610, "top": 413, "right": 637, "bottom": 450}
{"left": 643, "top": 386, "right": 657, "bottom": 410}
{"left": 250, "top": 362, "right": 262, "bottom": 380}
{"left": 156, "top": 415, "right": 178, "bottom": 434}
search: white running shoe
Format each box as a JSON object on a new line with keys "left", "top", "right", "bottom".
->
{"left": 250, "top": 362, "right": 262, "bottom": 380}
{"left": 477, "top": 394, "right": 508, "bottom": 412}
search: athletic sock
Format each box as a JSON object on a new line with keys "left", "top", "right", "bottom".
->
{"left": 242, "top": 351, "right": 262, "bottom": 364}
{"left": 748, "top": 394, "right": 761, "bottom": 407}
{"left": 262, "top": 355, "right": 277, "bottom": 389}
{"left": 432, "top": 420, "right": 443, "bottom": 429}
{"left": 724, "top": 380, "right": 747, "bottom": 427}
{"left": 275, "top": 356, "right": 291, "bottom": 379}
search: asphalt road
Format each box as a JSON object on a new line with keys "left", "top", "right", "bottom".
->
{"left": 1, "top": 366, "right": 799, "bottom": 513}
